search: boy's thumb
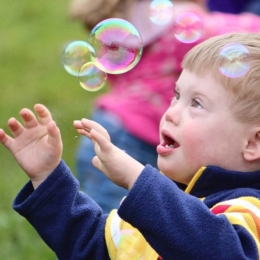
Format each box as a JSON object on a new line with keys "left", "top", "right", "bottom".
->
{"left": 92, "top": 156, "right": 103, "bottom": 172}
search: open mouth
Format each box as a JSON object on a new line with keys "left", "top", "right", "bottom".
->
{"left": 162, "top": 134, "right": 180, "bottom": 149}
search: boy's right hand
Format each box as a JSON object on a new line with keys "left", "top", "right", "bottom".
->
{"left": 74, "top": 119, "right": 144, "bottom": 190}
{"left": 0, "top": 104, "right": 63, "bottom": 189}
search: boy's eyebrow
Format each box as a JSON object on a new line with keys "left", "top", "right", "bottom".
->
{"left": 174, "top": 83, "right": 211, "bottom": 101}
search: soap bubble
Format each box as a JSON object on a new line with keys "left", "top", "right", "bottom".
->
{"left": 78, "top": 62, "right": 107, "bottom": 92}
{"left": 173, "top": 12, "right": 203, "bottom": 43}
{"left": 149, "top": 0, "right": 174, "bottom": 26}
{"left": 62, "top": 41, "right": 94, "bottom": 76}
{"left": 219, "top": 43, "right": 251, "bottom": 78}
{"left": 88, "top": 18, "right": 143, "bottom": 74}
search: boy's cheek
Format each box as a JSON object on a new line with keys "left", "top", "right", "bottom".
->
{"left": 181, "top": 125, "right": 208, "bottom": 162}
{"left": 182, "top": 123, "right": 204, "bottom": 148}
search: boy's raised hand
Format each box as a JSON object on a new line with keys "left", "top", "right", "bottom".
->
{"left": 74, "top": 119, "right": 144, "bottom": 190}
{"left": 0, "top": 104, "right": 63, "bottom": 189}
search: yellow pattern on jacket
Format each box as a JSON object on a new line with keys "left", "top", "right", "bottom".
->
{"left": 105, "top": 209, "right": 159, "bottom": 260}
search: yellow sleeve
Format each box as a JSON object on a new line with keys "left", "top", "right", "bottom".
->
{"left": 105, "top": 209, "right": 159, "bottom": 260}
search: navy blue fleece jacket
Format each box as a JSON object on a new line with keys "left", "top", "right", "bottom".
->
{"left": 13, "top": 160, "right": 260, "bottom": 259}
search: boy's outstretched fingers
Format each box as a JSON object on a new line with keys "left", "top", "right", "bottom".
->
{"left": 7, "top": 117, "right": 24, "bottom": 138}
{"left": 47, "top": 121, "right": 62, "bottom": 148}
{"left": 74, "top": 120, "right": 92, "bottom": 139}
{"left": 19, "top": 108, "right": 39, "bottom": 129}
{"left": 74, "top": 119, "right": 110, "bottom": 141}
{"left": 83, "top": 119, "right": 110, "bottom": 141}
{"left": 34, "top": 104, "right": 53, "bottom": 125}
{"left": 90, "top": 128, "right": 111, "bottom": 153}
{"left": 0, "top": 129, "right": 13, "bottom": 151}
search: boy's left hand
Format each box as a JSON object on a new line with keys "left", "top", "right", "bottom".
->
{"left": 0, "top": 104, "right": 63, "bottom": 189}
{"left": 74, "top": 119, "right": 144, "bottom": 190}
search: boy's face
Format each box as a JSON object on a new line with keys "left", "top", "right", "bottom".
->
{"left": 157, "top": 69, "right": 250, "bottom": 184}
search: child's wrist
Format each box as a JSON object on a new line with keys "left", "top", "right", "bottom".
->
{"left": 31, "top": 170, "right": 54, "bottom": 189}
{"left": 127, "top": 164, "right": 144, "bottom": 190}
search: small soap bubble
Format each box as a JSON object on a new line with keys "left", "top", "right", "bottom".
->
{"left": 62, "top": 41, "right": 94, "bottom": 76}
{"left": 149, "top": 0, "right": 174, "bottom": 26}
{"left": 219, "top": 43, "right": 251, "bottom": 78}
{"left": 173, "top": 12, "right": 203, "bottom": 43}
{"left": 109, "top": 229, "right": 146, "bottom": 260}
{"left": 88, "top": 18, "right": 143, "bottom": 74}
{"left": 78, "top": 62, "right": 107, "bottom": 92}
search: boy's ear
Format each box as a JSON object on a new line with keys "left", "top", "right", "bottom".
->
{"left": 243, "top": 129, "right": 260, "bottom": 161}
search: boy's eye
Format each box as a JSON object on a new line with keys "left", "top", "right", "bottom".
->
{"left": 170, "top": 90, "right": 180, "bottom": 106}
{"left": 174, "top": 90, "right": 180, "bottom": 100}
{"left": 191, "top": 99, "right": 203, "bottom": 108}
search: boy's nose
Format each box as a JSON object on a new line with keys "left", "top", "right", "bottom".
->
{"left": 164, "top": 104, "right": 182, "bottom": 125}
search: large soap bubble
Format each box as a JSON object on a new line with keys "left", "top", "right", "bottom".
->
{"left": 88, "top": 18, "right": 143, "bottom": 74}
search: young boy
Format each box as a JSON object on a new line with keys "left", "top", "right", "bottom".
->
{"left": 1, "top": 32, "right": 260, "bottom": 259}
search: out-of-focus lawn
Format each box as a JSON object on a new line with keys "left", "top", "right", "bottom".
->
{"left": 0, "top": 0, "right": 106, "bottom": 259}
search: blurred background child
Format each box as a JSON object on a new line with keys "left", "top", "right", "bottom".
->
{"left": 69, "top": 0, "right": 260, "bottom": 213}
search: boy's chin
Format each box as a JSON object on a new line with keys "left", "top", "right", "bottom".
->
{"left": 157, "top": 165, "right": 176, "bottom": 180}
{"left": 158, "top": 164, "right": 191, "bottom": 185}
{"left": 157, "top": 160, "right": 175, "bottom": 174}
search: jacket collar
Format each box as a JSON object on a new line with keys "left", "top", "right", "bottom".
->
{"left": 184, "top": 166, "right": 260, "bottom": 197}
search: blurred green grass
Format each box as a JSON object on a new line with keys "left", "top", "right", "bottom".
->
{"left": 0, "top": 0, "right": 107, "bottom": 258}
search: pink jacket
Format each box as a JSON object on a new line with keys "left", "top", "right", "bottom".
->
{"left": 96, "top": 5, "right": 260, "bottom": 146}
